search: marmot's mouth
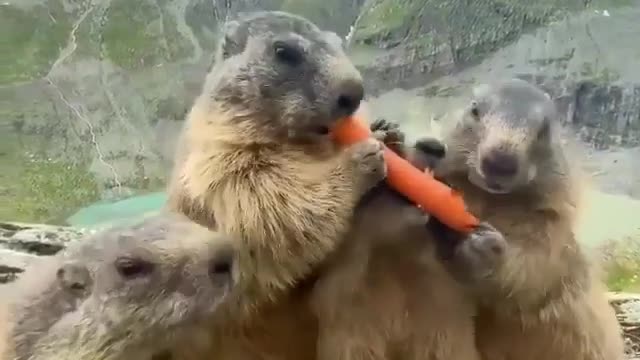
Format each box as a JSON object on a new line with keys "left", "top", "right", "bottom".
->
{"left": 468, "top": 170, "right": 511, "bottom": 194}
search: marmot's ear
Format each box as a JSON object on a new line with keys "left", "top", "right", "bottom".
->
{"left": 218, "top": 20, "right": 245, "bottom": 60}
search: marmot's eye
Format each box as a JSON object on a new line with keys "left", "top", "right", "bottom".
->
{"left": 114, "top": 257, "right": 155, "bottom": 279}
{"left": 273, "top": 41, "right": 303, "bottom": 66}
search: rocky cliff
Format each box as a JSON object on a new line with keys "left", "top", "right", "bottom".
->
{"left": 1, "top": 0, "right": 638, "bottom": 222}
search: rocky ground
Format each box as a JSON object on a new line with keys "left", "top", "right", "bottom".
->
{"left": 610, "top": 292, "right": 640, "bottom": 359}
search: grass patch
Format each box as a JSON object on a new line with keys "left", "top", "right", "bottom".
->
{"left": 601, "top": 236, "right": 640, "bottom": 293}
{"left": 160, "top": 13, "right": 194, "bottom": 61}
{"left": 0, "top": 0, "right": 71, "bottom": 85}
{"left": 103, "top": 0, "right": 166, "bottom": 69}
{"left": 0, "top": 133, "right": 100, "bottom": 225}
{"left": 103, "top": 0, "right": 195, "bottom": 68}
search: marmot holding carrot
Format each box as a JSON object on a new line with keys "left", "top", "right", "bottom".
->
{"left": 412, "top": 78, "right": 625, "bottom": 360}
{"left": 311, "top": 117, "right": 496, "bottom": 360}
{"left": 167, "top": 10, "right": 499, "bottom": 360}
{"left": 167, "top": 9, "right": 385, "bottom": 316}
{"left": 1, "top": 213, "right": 237, "bottom": 360}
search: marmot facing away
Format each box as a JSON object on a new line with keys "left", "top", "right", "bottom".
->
{"left": 1, "top": 212, "right": 237, "bottom": 360}
{"left": 167, "top": 10, "right": 386, "bottom": 315}
{"left": 310, "top": 118, "right": 486, "bottom": 360}
{"left": 413, "top": 78, "right": 625, "bottom": 360}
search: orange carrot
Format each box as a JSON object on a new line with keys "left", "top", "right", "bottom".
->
{"left": 331, "top": 115, "right": 479, "bottom": 234}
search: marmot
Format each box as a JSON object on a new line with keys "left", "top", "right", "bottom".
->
{"left": 166, "top": 10, "right": 497, "bottom": 360}
{"left": 167, "top": 10, "right": 385, "bottom": 316}
{"left": 310, "top": 118, "right": 487, "bottom": 360}
{"left": 412, "top": 78, "right": 625, "bottom": 360}
{"left": 0, "top": 212, "right": 237, "bottom": 360}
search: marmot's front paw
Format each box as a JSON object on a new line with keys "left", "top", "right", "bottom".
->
{"left": 454, "top": 222, "right": 507, "bottom": 281}
{"left": 370, "top": 118, "right": 406, "bottom": 156}
{"left": 412, "top": 137, "right": 447, "bottom": 172}
{"left": 347, "top": 138, "right": 387, "bottom": 194}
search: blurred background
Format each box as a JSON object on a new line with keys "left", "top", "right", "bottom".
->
{"left": 0, "top": 0, "right": 638, "bottom": 294}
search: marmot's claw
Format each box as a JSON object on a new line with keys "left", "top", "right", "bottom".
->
{"left": 348, "top": 138, "right": 387, "bottom": 193}
{"left": 454, "top": 222, "right": 507, "bottom": 280}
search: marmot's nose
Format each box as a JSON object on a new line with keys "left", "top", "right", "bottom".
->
{"left": 334, "top": 79, "right": 364, "bottom": 117}
{"left": 481, "top": 150, "right": 519, "bottom": 178}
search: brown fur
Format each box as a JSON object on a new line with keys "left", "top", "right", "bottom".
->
{"left": 412, "top": 78, "right": 625, "bottom": 360}
{"left": 0, "top": 212, "right": 237, "bottom": 360}
{"left": 166, "top": 11, "right": 389, "bottom": 359}
{"left": 309, "top": 118, "right": 482, "bottom": 360}
{"left": 165, "top": 10, "right": 495, "bottom": 359}
{"left": 167, "top": 11, "right": 384, "bottom": 313}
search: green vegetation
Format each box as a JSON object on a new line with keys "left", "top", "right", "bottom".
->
{"left": 355, "top": 0, "right": 417, "bottom": 42}
{"left": 0, "top": 135, "right": 100, "bottom": 224}
{"left": 102, "top": 0, "right": 194, "bottom": 69}
{"left": 0, "top": 0, "right": 71, "bottom": 85}
{"left": 74, "top": 6, "right": 104, "bottom": 59}
{"left": 14, "top": 158, "right": 101, "bottom": 225}
{"left": 156, "top": 0, "right": 195, "bottom": 61}
{"left": 160, "top": 13, "right": 194, "bottom": 61}
{"left": 602, "top": 237, "right": 640, "bottom": 293}
{"left": 103, "top": 0, "right": 167, "bottom": 69}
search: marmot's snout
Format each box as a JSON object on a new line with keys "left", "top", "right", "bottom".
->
{"left": 480, "top": 149, "right": 519, "bottom": 179}
{"left": 333, "top": 78, "right": 364, "bottom": 118}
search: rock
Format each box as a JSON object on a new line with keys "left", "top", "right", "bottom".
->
{"left": 358, "top": 2, "right": 640, "bottom": 149}
{"left": 350, "top": 0, "right": 628, "bottom": 96}
{"left": 609, "top": 292, "right": 640, "bottom": 359}
{"left": 361, "top": 3, "right": 640, "bottom": 201}
{"left": 0, "top": 221, "right": 86, "bottom": 283}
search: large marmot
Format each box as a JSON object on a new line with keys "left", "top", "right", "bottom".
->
{"left": 166, "top": 10, "right": 492, "bottom": 360}
{"left": 0, "top": 212, "right": 237, "bottom": 360}
{"left": 167, "top": 10, "right": 384, "bottom": 315}
{"left": 413, "top": 78, "right": 625, "bottom": 360}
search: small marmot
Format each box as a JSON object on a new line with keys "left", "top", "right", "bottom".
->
{"left": 412, "top": 78, "right": 625, "bottom": 360}
{"left": 0, "top": 212, "right": 237, "bottom": 360}
{"left": 310, "top": 118, "right": 489, "bottom": 360}
{"left": 166, "top": 10, "right": 386, "bottom": 317}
